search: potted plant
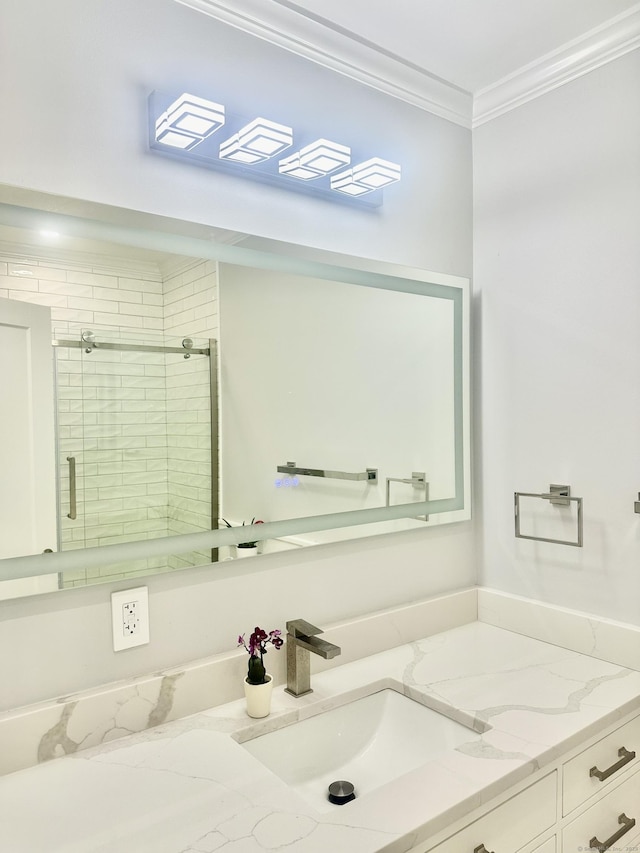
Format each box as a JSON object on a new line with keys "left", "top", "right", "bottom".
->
{"left": 238, "top": 626, "right": 283, "bottom": 717}
{"left": 223, "top": 518, "right": 264, "bottom": 557}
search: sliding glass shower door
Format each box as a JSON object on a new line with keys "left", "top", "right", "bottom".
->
{"left": 54, "top": 328, "right": 217, "bottom": 586}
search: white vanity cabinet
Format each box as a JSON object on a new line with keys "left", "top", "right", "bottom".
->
{"left": 409, "top": 709, "right": 640, "bottom": 853}
{"left": 426, "top": 772, "right": 557, "bottom": 853}
{"left": 561, "top": 713, "right": 640, "bottom": 853}
{"left": 562, "top": 766, "right": 640, "bottom": 852}
{"left": 530, "top": 839, "right": 556, "bottom": 853}
{"left": 407, "top": 773, "right": 557, "bottom": 853}
{"left": 562, "top": 712, "right": 640, "bottom": 815}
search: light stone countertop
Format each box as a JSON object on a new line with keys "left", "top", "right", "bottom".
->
{"left": 3, "top": 621, "right": 640, "bottom": 853}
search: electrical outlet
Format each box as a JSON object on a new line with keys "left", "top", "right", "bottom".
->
{"left": 123, "top": 600, "right": 140, "bottom": 635}
{"left": 111, "top": 586, "right": 150, "bottom": 651}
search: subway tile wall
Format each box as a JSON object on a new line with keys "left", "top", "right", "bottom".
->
{"left": 0, "top": 247, "right": 218, "bottom": 585}
{"left": 163, "top": 260, "right": 217, "bottom": 570}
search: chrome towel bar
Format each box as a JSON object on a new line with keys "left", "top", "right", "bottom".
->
{"left": 277, "top": 462, "right": 378, "bottom": 483}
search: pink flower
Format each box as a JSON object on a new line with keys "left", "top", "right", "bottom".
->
{"left": 238, "top": 626, "right": 283, "bottom": 661}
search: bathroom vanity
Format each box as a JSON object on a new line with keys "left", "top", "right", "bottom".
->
{"left": 2, "top": 608, "right": 640, "bottom": 853}
{"left": 412, "top": 709, "right": 640, "bottom": 853}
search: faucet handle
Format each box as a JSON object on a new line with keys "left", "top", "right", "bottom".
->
{"left": 286, "top": 619, "right": 323, "bottom": 638}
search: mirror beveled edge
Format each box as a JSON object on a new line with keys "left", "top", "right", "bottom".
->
{"left": 0, "top": 187, "right": 471, "bottom": 587}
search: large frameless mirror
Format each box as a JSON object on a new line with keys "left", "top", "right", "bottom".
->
{"left": 0, "top": 191, "right": 470, "bottom": 599}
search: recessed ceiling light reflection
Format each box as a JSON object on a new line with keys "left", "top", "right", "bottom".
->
{"left": 155, "top": 93, "right": 225, "bottom": 151}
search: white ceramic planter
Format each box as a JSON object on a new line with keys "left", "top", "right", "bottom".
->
{"left": 236, "top": 544, "right": 258, "bottom": 558}
{"left": 244, "top": 675, "right": 273, "bottom": 718}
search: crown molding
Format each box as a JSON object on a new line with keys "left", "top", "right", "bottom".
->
{"left": 174, "top": 0, "right": 473, "bottom": 127}
{"left": 175, "top": 0, "right": 640, "bottom": 130}
{"left": 473, "top": 5, "right": 640, "bottom": 127}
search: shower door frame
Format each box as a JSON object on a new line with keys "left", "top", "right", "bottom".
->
{"left": 52, "top": 333, "right": 219, "bottom": 572}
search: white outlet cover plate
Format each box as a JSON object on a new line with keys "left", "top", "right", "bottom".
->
{"left": 111, "top": 586, "right": 150, "bottom": 651}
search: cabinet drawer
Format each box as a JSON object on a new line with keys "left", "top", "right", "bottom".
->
{"left": 563, "top": 714, "right": 640, "bottom": 815}
{"left": 563, "top": 766, "right": 640, "bottom": 853}
{"left": 531, "top": 839, "right": 555, "bottom": 853}
{"left": 431, "top": 772, "right": 557, "bottom": 853}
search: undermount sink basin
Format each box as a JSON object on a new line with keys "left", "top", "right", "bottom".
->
{"left": 240, "top": 688, "right": 484, "bottom": 812}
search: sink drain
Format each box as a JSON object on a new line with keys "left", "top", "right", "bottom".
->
{"left": 328, "top": 780, "right": 356, "bottom": 805}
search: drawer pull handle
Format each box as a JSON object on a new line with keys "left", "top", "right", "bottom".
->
{"left": 590, "top": 746, "right": 636, "bottom": 781}
{"left": 589, "top": 812, "right": 636, "bottom": 852}
{"left": 473, "top": 846, "right": 494, "bottom": 853}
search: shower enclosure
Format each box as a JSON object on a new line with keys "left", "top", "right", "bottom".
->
{"left": 53, "top": 328, "right": 218, "bottom": 586}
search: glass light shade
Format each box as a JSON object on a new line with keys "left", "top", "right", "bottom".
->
{"left": 331, "top": 157, "right": 401, "bottom": 195}
{"left": 220, "top": 118, "right": 293, "bottom": 163}
{"left": 279, "top": 138, "right": 350, "bottom": 180}
{"left": 278, "top": 154, "right": 321, "bottom": 180}
{"left": 155, "top": 125, "right": 200, "bottom": 149}
{"left": 329, "top": 171, "right": 372, "bottom": 195}
{"left": 155, "top": 93, "right": 225, "bottom": 151}
{"left": 353, "top": 157, "right": 401, "bottom": 188}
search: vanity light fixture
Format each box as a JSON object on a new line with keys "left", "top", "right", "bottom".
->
{"left": 219, "top": 117, "right": 293, "bottom": 164}
{"left": 155, "top": 93, "right": 225, "bottom": 150}
{"left": 331, "top": 157, "right": 402, "bottom": 196}
{"left": 279, "top": 138, "right": 351, "bottom": 180}
{"left": 149, "top": 90, "right": 402, "bottom": 207}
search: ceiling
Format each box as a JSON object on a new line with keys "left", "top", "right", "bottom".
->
{"left": 176, "top": 0, "right": 640, "bottom": 124}
{"left": 269, "top": 0, "right": 640, "bottom": 92}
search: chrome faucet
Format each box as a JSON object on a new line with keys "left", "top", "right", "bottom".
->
{"left": 284, "top": 619, "right": 341, "bottom": 697}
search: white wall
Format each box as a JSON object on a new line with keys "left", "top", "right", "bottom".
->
{"left": 219, "top": 264, "right": 455, "bottom": 526}
{"left": 0, "top": 527, "right": 475, "bottom": 710}
{"left": 0, "top": 0, "right": 472, "bottom": 276}
{"left": 474, "top": 50, "right": 640, "bottom": 622}
{"left": 0, "top": 0, "right": 474, "bottom": 710}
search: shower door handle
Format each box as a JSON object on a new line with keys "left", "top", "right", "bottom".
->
{"left": 67, "top": 456, "right": 77, "bottom": 520}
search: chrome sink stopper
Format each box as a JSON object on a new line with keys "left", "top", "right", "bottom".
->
{"left": 328, "top": 780, "right": 356, "bottom": 805}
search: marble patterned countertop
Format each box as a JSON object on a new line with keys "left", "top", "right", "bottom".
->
{"left": 3, "top": 621, "right": 640, "bottom": 853}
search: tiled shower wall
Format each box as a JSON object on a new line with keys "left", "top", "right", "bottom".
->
{"left": 0, "top": 246, "right": 218, "bottom": 584}
{"left": 163, "top": 260, "right": 218, "bottom": 569}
